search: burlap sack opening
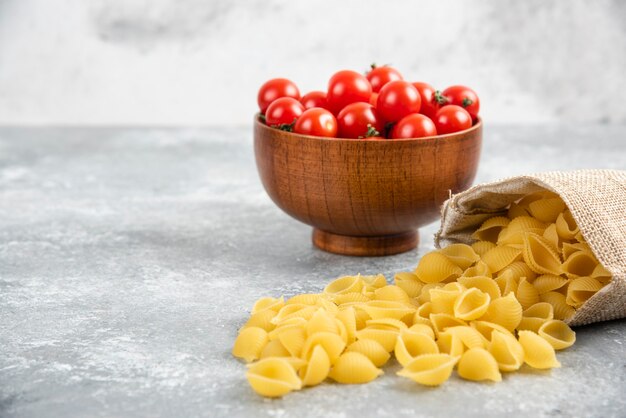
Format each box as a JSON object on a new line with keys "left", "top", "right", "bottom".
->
{"left": 435, "top": 169, "right": 626, "bottom": 326}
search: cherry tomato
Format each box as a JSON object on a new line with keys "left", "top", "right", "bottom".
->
{"left": 366, "top": 64, "right": 403, "bottom": 93}
{"left": 257, "top": 78, "right": 300, "bottom": 114}
{"left": 434, "top": 105, "right": 472, "bottom": 134}
{"left": 294, "top": 108, "right": 338, "bottom": 137}
{"left": 327, "top": 70, "right": 372, "bottom": 114}
{"left": 412, "top": 82, "right": 441, "bottom": 120}
{"left": 376, "top": 81, "right": 421, "bottom": 122}
{"left": 265, "top": 97, "right": 304, "bottom": 129}
{"left": 442, "top": 85, "right": 480, "bottom": 120}
{"left": 301, "top": 91, "right": 328, "bottom": 110}
{"left": 369, "top": 92, "right": 378, "bottom": 107}
{"left": 391, "top": 114, "right": 437, "bottom": 139}
{"left": 337, "top": 102, "right": 383, "bottom": 139}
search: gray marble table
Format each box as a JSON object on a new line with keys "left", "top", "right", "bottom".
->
{"left": 1, "top": 125, "right": 625, "bottom": 418}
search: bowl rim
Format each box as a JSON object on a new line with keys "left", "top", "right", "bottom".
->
{"left": 255, "top": 113, "right": 482, "bottom": 143}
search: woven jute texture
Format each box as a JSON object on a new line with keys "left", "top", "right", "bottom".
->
{"left": 435, "top": 169, "right": 626, "bottom": 326}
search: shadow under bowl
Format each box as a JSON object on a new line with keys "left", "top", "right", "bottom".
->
{"left": 254, "top": 116, "right": 482, "bottom": 256}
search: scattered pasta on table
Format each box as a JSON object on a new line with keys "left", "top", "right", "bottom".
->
{"left": 232, "top": 191, "right": 612, "bottom": 397}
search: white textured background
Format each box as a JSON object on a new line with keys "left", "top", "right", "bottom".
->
{"left": 0, "top": 0, "right": 625, "bottom": 125}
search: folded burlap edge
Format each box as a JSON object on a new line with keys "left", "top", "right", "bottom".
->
{"left": 434, "top": 169, "right": 626, "bottom": 326}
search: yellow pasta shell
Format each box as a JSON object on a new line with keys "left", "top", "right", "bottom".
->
{"left": 562, "top": 251, "right": 599, "bottom": 278}
{"left": 508, "top": 202, "right": 530, "bottom": 219}
{"left": 413, "top": 302, "right": 433, "bottom": 327}
{"left": 453, "top": 288, "right": 491, "bottom": 321}
{"left": 394, "top": 272, "right": 424, "bottom": 298}
{"left": 360, "top": 274, "right": 388, "bottom": 290}
{"left": 355, "top": 328, "right": 398, "bottom": 352}
{"left": 498, "top": 261, "right": 538, "bottom": 282}
{"left": 507, "top": 215, "right": 548, "bottom": 233}
{"left": 286, "top": 293, "right": 323, "bottom": 306}
{"left": 518, "top": 330, "right": 561, "bottom": 369}
{"left": 408, "top": 323, "right": 436, "bottom": 339}
{"left": 306, "top": 308, "right": 338, "bottom": 336}
{"left": 417, "top": 283, "right": 444, "bottom": 304}
{"left": 555, "top": 210, "right": 579, "bottom": 240}
{"left": 518, "top": 302, "right": 554, "bottom": 333}
{"left": 522, "top": 233, "right": 562, "bottom": 276}
{"left": 260, "top": 339, "right": 291, "bottom": 358}
{"left": 360, "top": 300, "right": 415, "bottom": 320}
{"left": 374, "top": 285, "right": 411, "bottom": 303}
{"left": 457, "top": 276, "right": 501, "bottom": 300}
{"left": 272, "top": 304, "right": 316, "bottom": 324}
{"left": 540, "top": 292, "right": 576, "bottom": 321}
{"left": 365, "top": 317, "right": 408, "bottom": 331}
{"left": 345, "top": 339, "right": 391, "bottom": 367}
{"left": 470, "top": 320, "right": 514, "bottom": 341}
{"left": 394, "top": 330, "right": 439, "bottom": 366}
{"left": 430, "top": 287, "right": 462, "bottom": 315}
{"left": 494, "top": 272, "right": 519, "bottom": 296}
{"left": 542, "top": 223, "right": 561, "bottom": 252}
{"left": 246, "top": 357, "right": 302, "bottom": 397}
{"left": 532, "top": 274, "right": 568, "bottom": 295}
{"left": 458, "top": 348, "right": 502, "bottom": 382}
{"left": 278, "top": 327, "right": 306, "bottom": 358}
{"left": 436, "top": 331, "right": 465, "bottom": 357}
{"left": 397, "top": 354, "right": 459, "bottom": 386}
{"left": 516, "top": 278, "right": 540, "bottom": 310}
{"left": 566, "top": 276, "right": 604, "bottom": 305}
{"left": 299, "top": 344, "right": 330, "bottom": 387}
{"left": 481, "top": 293, "right": 522, "bottom": 332}
{"left": 232, "top": 327, "right": 269, "bottom": 363}
{"left": 430, "top": 313, "right": 467, "bottom": 336}
{"left": 415, "top": 252, "right": 463, "bottom": 284}
{"left": 528, "top": 197, "right": 566, "bottom": 223}
{"left": 462, "top": 260, "right": 493, "bottom": 278}
{"left": 243, "top": 309, "right": 277, "bottom": 332}
{"left": 482, "top": 246, "right": 523, "bottom": 273}
{"left": 301, "top": 332, "right": 346, "bottom": 365}
{"left": 252, "top": 296, "right": 285, "bottom": 315}
{"left": 438, "top": 244, "right": 481, "bottom": 270}
{"left": 471, "top": 216, "right": 510, "bottom": 243}
{"left": 328, "top": 352, "right": 383, "bottom": 384}
{"left": 444, "top": 326, "right": 487, "bottom": 349}
{"left": 335, "top": 307, "right": 357, "bottom": 344}
{"left": 333, "top": 292, "right": 371, "bottom": 305}
{"left": 488, "top": 330, "right": 524, "bottom": 372}
{"left": 324, "top": 275, "right": 363, "bottom": 295}
{"left": 538, "top": 320, "right": 576, "bottom": 350}
{"left": 471, "top": 241, "right": 497, "bottom": 257}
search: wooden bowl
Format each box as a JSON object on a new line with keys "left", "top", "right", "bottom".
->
{"left": 254, "top": 116, "right": 482, "bottom": 256}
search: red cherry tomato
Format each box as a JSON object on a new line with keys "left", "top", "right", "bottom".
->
{"left": 412, "top": 82, "right": 441, "bottom": 120}
{"left": 337, "top": 102, "right": 383, "bottom": 139}
{"left": 369, "top": 92, "right": 378, "bottom": 107}
{"left": 265, "top": 97, "right": 304, "bottom": 129}
{"left": 434, "top": 105, "right": 472, "bottom": 134}
{"left": 294, "top": 108, "right": 338, "bottom": 137}
{"left": 376, "top": 81, "right": 421, "bottom": 122}
{"left": 391, "top": 114, "right": 437, "bottom": 139}
{"left": 257, "top": 78, "right": 300, "bottom": 114}
{"left": 301, "top": 91, "right": 328, "bottom": 110}
{"left": 327, "top": 70, "right": 372, "bottom": 115}
{"left": 366, "top": 64, "right": 403, "bottom": 93}
{"left": 442, "top": 85, "right": 480, "bottom": 120}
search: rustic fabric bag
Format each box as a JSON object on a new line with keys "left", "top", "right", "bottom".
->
{"left": 435, "top": 169, "right": 626, "bottom": 326}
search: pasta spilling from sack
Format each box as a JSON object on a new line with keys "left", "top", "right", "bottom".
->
{"left": 232, "top": 192, "right": 611, "bottom": 397}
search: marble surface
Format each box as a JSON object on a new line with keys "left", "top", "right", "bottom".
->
{"left": 0, "top": 125, "right": 625, "bottom": 418}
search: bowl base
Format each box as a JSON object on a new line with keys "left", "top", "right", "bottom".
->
{"left": 312, "top": 229, "right": 418, "bottom": 257}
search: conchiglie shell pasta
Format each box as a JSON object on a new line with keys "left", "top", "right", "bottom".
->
{"left": 394, "top": 331, "right": 439, "bottom": 366}
{"left": 518, "top": 302, "right": 554, "bottom": 332}
{"left": 272, "top": 304, "right": 316, "bottom": 324}
{"left": 335, "top": 307, "right": 357, "bottom": 344}
{"left": 528, "top": 197, "right": 566, "bottom": 223}
{"left": 458, "top": 348, "right": 502, "bottom": 382}
{"left": 471, "top": 216, "right": 510, "bottom": 243}
{"left": 471, "top": 241, "right": 497, "bottom": 257}
{"left": 374, "top": 285, "right": 411, "bottom": 303}
{"left": 498, "top": 261, "right": 537, "bottom": 282}
{"left": 417, "top": 283, "right": 444, "bottom": 304}
{"left": 356, "top": 328, "right": 399, "bottom": 352}
{"left": 260, "top": 339, "right": 291, "bottom": 358}
{"left": 430, "top": 287, "right": 462, "bottom": 315}
{"left": 481, "top": 293, "right": 523, "bottom": 332}
{"left": 346, "top": 339, "right": 390, "bottom": 367}
{"left": 516, "top": 278, "right": 540, "bottom": 310}
{"left": 324, "top": 275, "right": 364, "bottom": 295}
{"left": 566, "top": 277, "right": 604, "bottom": 306}
{"left": 333, "top": 292, "right": 371, "bottom": 305}
{"left": 453, "top": 288, "right": 491, "bottom": 321}
{"left": 360, "top": 274, "right": 388, "bottom": 290}
{"left": 481, "top": 246, "right": 523, "bottom": 273}
{"left": 360, "top": 300, "right": 415, "bottom": 320}
{"left": 562, "top": 251, "right": 599, "bottom": 278}
{"left": 299, "top": 344, "right": 331, "bottom": 387}
{"left": 278, "top": 327, "right": 307, "bottom": 358}
{"left": 555, "top": 210, "right": 579, "bottom": 240}
{"left": 522, "top": 233, "right": 562, "bottom": 276}
{"left": 408, "top": 323, "right": 436, "bottom": 339}
{"left": 542, "top": 223, "right": 562, "bottom": 251}
{"left": 243, "top": 309, "right": 277, "bottom": 332}
{"left": 365, "top": 318, "right": 408, "bottom": 332}
{"left": 538, "top": 320, "right": 576, "bottom": 350}
{"left": 286, "top": 293, "right": 323, "bottom": 306}
{"left": 328, "top": 352, "right": 383, "bottom": 384}
{"left": 394, "top": 272, "right": 423, "bottom": 298}
{"left": 436, "top": 331, "right": 465, "bottom": 357}
{"left": 488, "top": 330, "right": 524, "bottom": 372}
{"left": 444, "top": 326, "right": 487, "bottom": 349}
{"left": 494, "top": 271, "right": 519, "bottom": 296}
{"left": 470, "top": 321, "right": 514, "bottom": 341}
{"left": 532, "top": 275, "right": 568, "bottom": 295}
{"left": 415, "top": 252, "right": 463, "bottom": 283}
{"left": 438, "top": 244, "right": 481, "bottom": 270}
{"left": 457, "top": 276, "right": 501, "bottom": 300}
{"left": 233, "top": 327, "right": 269, "bottom": 363}
{"left": 462, "top": 260, "right": 492, "bottom": 278}
{"left": 246, "top": 358, "right": 302, "bottom": 397}
{"left": 301, "top": 332, "right": 346, "bottom": 365}
{"left": 508, "top": 202, "right": 530, "bottom": 218}
{"left": 540, "top": 292, "right": 576, "bottom": 321}
{"left": 397, "top": 354, "right": 459, "bottom": 386}
{"left": 252, "top": 296, "right": 285, "bottom": 315}
{"left": 430, "top": 313, "right": 467, "bottom": 336}
{"left": 518, "top": 330, "right": 561, "bottom": 369}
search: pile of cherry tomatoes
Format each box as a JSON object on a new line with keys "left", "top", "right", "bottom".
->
{"left": 257, "top": 65, "right": 480, "bottom": 139}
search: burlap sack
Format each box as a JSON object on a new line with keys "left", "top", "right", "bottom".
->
{"left": 435, "top": 169, "right": 626, "bottom": 326}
